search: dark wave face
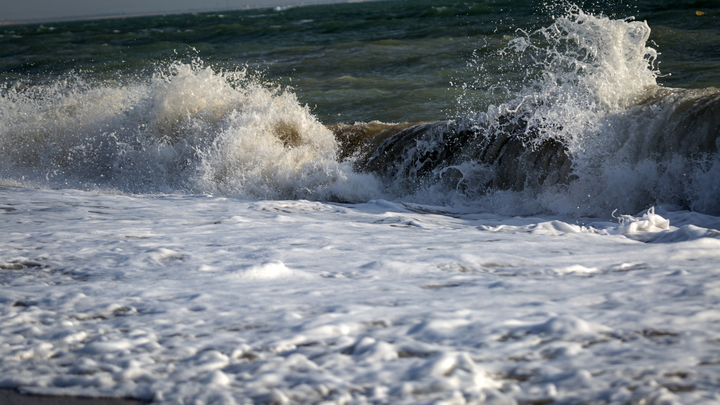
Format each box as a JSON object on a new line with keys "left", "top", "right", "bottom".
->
{"left": 361, "top": 115, "right": 573, "bottom": 194}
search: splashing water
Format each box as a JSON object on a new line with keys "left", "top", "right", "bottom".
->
{"left": 365, "top": 7, "right": 719, "bottom": 216}
{"left": 0, "top": 60, "right": 381, "bottom": 201}
{"left": 0, "top": 7, "right": 717, "bottom": 216}
{"left": 524, "top": 8, "right": 720, "bottom": 216}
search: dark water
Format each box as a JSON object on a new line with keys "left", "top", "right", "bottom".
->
{"left": 0, "top": 0, "right": 718, "bottom": 215}
{"left": 2, "top": 0, "right": 718, "bottom": 122}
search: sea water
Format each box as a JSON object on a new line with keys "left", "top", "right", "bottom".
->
{"left": 1, "top": 1, "right": 719, "bottom": 404}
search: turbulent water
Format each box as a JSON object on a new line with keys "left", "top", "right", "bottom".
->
{"left": 1, "top": 0, "right": 718, "bottom": 215}
{"left": 1, "top": 1, "right": 720, "bottom": 404}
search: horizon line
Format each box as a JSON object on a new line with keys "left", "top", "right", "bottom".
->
{"left": 1, "top": 0, "right": 374, "bottom": 27}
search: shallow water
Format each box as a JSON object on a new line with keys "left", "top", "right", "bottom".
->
{"left": 1, "top": 1, "right": 719, "bottom": 403}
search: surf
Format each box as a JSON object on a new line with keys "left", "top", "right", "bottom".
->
{"left": 345, "top": 7, "right": 719, "bottom": 216}
{"left": 0, "top": 6, "right": 718, "bottom": 216}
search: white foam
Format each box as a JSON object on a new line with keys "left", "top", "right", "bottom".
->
{"left": 444, "top": 7, "right": 720, "bottom": 217}
{"left": 2, "top": 187, "right": 718, "bottom": 403}
{"left": 235, "top": 261, "right": 304, "bottom": 280}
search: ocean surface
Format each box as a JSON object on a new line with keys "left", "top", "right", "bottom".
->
{"left": 1, "top": 0, "right": 719, "bottom": 404}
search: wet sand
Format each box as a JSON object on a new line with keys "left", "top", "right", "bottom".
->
{"left": 0, "top": 389, "right": 147, "bottom": 405}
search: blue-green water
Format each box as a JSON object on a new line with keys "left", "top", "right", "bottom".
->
{"left": 2, "top": 0, "right": 718, "bottom": 123}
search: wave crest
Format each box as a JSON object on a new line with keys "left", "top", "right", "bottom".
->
{"left": 0, "top": 61, "right": 380, "bottom": 201}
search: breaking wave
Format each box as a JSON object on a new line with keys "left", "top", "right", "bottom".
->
{"left": 0, "top": 7, "right": 718, "bottom": 216}
{"left": 356, "top": 7, "right": 720, "bottom": 216}
{"left": 0, "top": 60, "right": 381, "bottom": 201}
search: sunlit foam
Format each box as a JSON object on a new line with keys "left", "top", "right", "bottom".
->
{"left": 0, "top": 60, "right": 381, "bottom": 201}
